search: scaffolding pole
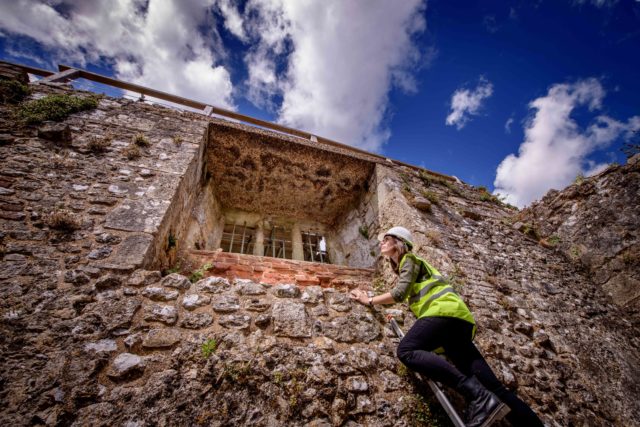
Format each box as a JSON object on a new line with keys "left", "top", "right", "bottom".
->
{"left": 240, "top": 222, "right": 247, "bottom": 254}
{"left": 228, "top": 223, "right": 237, "bottom": 253}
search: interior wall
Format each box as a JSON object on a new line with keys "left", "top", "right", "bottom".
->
{"left": 183, "top": 182, "right": 225, "bottom": 251}
{"left": 331, "top": 170, "right": 379, "bottom": 268}
{"left": 149, "top": 125, "right": 210, "bottom": 269}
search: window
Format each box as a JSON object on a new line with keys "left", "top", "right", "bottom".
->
{"left": 263, "top": 225, "right": 292, "bottom": 259}
{"left": 220, "top": 222, "right": 255, "bottom": 255}
{"left": 302, "top": 231, "right": 329, "bottom": 263}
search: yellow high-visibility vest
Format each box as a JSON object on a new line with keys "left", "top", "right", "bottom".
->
{"left": 400, "top": 253, "right": 477, "bottom": 338}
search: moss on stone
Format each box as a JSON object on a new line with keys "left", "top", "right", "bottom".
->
{"left": 18, "top": 93, "right": 98, "bottom": 124}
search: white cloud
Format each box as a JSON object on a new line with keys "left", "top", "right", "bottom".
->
{"left": 242, "top": 0, "right": 427, "bottom": 152}
{"left": 446, "top": 77, "right": 494, "bottom": 130}
{"left": 493, "top": 78, "right": 640, "bottom": 208}
{"left": 216, "top": 0, "right": 247, "bottom": 41}
{"left": 1, "top": 0, "right": 430, "bottom": 152}
{"left": 504, "top": 116, "right": 514, "bottom": 134}
{"left": 0, "top": 0, "right": 235, "bottom": 109}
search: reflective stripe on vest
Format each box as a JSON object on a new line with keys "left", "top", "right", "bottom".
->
{"left": 408, "top": 274, "right": 448, "bottom": 304}
{"left": 400, "top": 254, "right": 465, "bottom": 318}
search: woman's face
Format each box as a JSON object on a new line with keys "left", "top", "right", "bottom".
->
{"left": 380, "top": 235, "right": 397, "bottom": 257}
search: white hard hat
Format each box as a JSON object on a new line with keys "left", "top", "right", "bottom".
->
{"left": 379, "top": 226, "right": 414, "bottom": 249}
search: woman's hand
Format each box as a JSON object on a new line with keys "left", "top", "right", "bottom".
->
{"left": 349, "top": 289, "right": 369, "bottom": 305}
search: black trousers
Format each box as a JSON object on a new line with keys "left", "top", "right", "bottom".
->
{"left": 397, "top": 316, "right": 544, "bottom": 426}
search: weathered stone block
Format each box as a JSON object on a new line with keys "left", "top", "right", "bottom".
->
{"left": 218, "top": 314, "right": 251, "bottom": 330}
{"left": 273, "top": 283, "right": 301, "bottom": 298}
{"left": 345, "top": 376, "right": 368, "bottom": 392}
{"left": 142, "top": 328, "right": 180, "bottom": 348}
{"left": 104, "top": 298, "right": 141, "bottom": 331}
{"left": 272, "top": 300, "right": 311, "bottom": 338}
{"left": 301, "top": 286, "right": 324, "bottom": 305}
{"left": 196, "top": 276, "right": 230, "bottom": 293}
{"left": 104, "top": 199, "right": 170, "bottom": 233}
{"left": 321, "top": 312, "right": 379, "bottom": 343}
{"left": 64, "top": 269, "right": 90, "bottom": 285}
{"left": 182, "top": 293, "right": 211, "bottom": 310}
{"left": 84, "top": 339, "right": 118, "bottom": 355}
{"left": 108, "top": 353, "right": 145, "bottom": 379}
{"left": 380, "top": 370, "right": 402, "bottom": 391}
{"left": 95, "top": 275, "right": 121, "bottom": 290}
{"left": 181, "top": 312, "right": 213, "bottom": 329}
{"left": 144, "top": 304, "right": 177, "bottom": 325}
{"left": 244, "top": 298, "right": 271, "bottom": 312}
{"left": 106, "top": 233, "right": 153, "bottom": 268}
{"left": 37, "top": 122, "right": 71, "bottom": 144}
{"left": 160, "top": 273, "right": 191, "bottom": 290}
{"left": 212, "top": 295, "right": 240, "bottom": 313}
{"left": 326, "top": 291, "right": 352, "bottom": 312}
{"left": 142, "top": 286, "right": 179, "bottom": 301}
{"left": 235, "top": 279, "right": 266, "bottom": 295}
{"left": 88, "top": 246, "right": 112, "bottom": 260}
{"left": 127, "top": 269, "right": 161, "bottom": 287}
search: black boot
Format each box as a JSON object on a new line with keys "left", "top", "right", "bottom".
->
{"left": 459, "top": 376, "right": 510, "bottom": 427}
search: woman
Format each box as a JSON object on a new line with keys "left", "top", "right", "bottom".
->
{"left": 350, "top": 226, "right": 543, "bottom": 427}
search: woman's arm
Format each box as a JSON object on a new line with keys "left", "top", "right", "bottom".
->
{"left": 349, "top": 289, "right": 396, "bottom": 306}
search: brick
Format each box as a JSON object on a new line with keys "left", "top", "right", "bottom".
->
{"left": 229, "top": 271, "right": 256, "bottom": 280}
{"left": 218, "top": 253, "right": 239, "bottom": 261}
{"left": 229, "top": 264, "right": 254, "bottom": 273}
{"left": 212, "top": 262, "right": 232, "bottom": 272}
{"left": 296, "top": 277, "right": 320, "bottom": 286}
{"left": 262, "top": 271, "right": 286, "bottom": 280}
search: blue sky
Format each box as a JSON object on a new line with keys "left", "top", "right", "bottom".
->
{"left": 0, "top": 0, "right": 638, "bottom": 207}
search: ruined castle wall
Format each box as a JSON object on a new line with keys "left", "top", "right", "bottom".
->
{"left": 519, "top": 154, "right": 640, "bottom": 309}
{"left": 0, "top": 79, "right": 212, "bottom": 277}
{"left": 2, "top": 67, "right": 640, "bottom": 426}
{"left": 373, "top": 163, "right": 640, "bottom": 425}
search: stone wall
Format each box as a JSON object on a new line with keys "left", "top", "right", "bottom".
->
{"left": 0, "top": 78, "right": 209, "bottom": 283}
{"left": 1, "top": 64, "right": 640, "bottom": 426}
{"left": 519, "top": 154, "right": 640, "bottom": 309}
{"left": 372, "top": 163, "right": 640, "bottom": 425}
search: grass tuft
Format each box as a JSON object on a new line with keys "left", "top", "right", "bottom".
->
{"left": 189, "top": 262, "right": 213, "bottom": 283}
{"left": 201, "top": 338, "right": 218, "bottom": 358}
{"left": 87, "top": 136, "right": 111, "bottom": 153}
{"left": 0, "top": 79, "right": 31, "bottom": 104}
{"left": 46, "top": 210, "right": 80, "bottom": 233}
{"left": 132, "top": 133, "right": 149, "bottom": 147}
{"left": 123, "top": 144, "right": 141, "bottom": 160}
